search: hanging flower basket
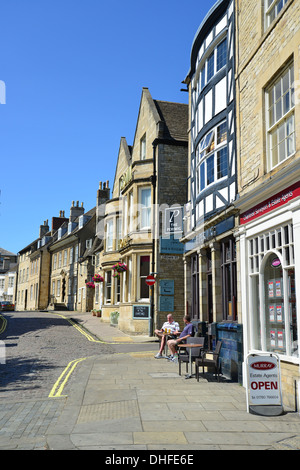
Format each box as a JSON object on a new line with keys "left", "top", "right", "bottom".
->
{"left": 86, "top": 281, "right": 95, "bottom": 288}
{"left": 112, "top": 272, "right": 120, "bottom": 278}
{"left": 92, "top": 274, "right": 104, "bottom": 283}
{"left": 112, "top": 262, "right": 128, "bottom": 273}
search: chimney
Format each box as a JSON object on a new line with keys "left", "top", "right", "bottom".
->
{"left": 39, "top": 219, "right": 49, "bottom": 238}
{"left": 69, "top": 200, "right": 85, "bottom": 222}
{"left": 96, "top": 181, "right": 110, "bottom": 225}
{"left": 97, "top": 180, "right": 110, "bottom": 206}
{"left": 52, "top": 211, "right": 68, "bottom": 232}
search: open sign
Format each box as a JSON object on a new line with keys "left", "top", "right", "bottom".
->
{"left": 246, "top": 354, "right": 282, "bottom": 415}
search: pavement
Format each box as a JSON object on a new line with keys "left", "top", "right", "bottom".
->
{"left": 1, "top": 310, "right": 300, "bottom": 451}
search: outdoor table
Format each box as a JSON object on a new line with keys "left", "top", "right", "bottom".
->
{"left": 162, "top": 331, "right": 179, "bottom": 357}
{"left": 178, "top": 343, "right": 204, "bottom": 379}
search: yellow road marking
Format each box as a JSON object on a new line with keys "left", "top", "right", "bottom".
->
{"left": 49, "top": 357, "right": 87, "bottom": 398}
{"left": 51, "top": 313, "right": 105, "bottom": 343}
{"left": 0, "top": 314, "right": 7, "bottom": 335}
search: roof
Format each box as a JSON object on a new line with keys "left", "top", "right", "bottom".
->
{"left": 0, "top": 248, "right": 17, "bottom": 257}
{"left": 153, "top": 100, "right": 188, "bottom": 142}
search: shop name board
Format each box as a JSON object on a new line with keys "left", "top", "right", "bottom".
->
{"left": 240, "top": 181, "right": 300, "bottom": 224}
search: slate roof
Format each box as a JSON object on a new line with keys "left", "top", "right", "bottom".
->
{"left": 153, "top": 100, "right": 188, "bottom": 142}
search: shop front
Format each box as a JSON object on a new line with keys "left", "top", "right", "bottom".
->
{"left": 237, "top": 181, "right": 300, "bottom": 409}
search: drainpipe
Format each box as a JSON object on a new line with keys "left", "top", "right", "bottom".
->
{"left": 149, "top": 139, "right": 158, "bottom": 336}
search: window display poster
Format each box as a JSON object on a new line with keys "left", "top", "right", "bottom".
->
{"left": 278, "top": 331, "right": 284, "bottom": 349}
{"left": 275, "top": 279, "right": 282, "bottom": 297}
{"left": 270, "top": 330, "right": 276, "bottom": 348}
{"left": 269, "top": 305, "right": 275, "bottom": 322}
{"left": 268, "top": 281, "right": 274, "bottom": 298}
{"left": 276, "top": 304, "right": 283, "bottom": 322}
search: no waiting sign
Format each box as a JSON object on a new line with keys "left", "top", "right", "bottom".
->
{"left": 246, "top": 353, "right": 283, "bottom": 416}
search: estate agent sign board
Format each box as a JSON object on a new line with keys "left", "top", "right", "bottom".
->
{"left": 246, "top": 353, "right": 283, "bottom": 416}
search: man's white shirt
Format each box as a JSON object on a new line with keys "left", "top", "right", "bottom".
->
{"left": 161, "top": 321, "right": 179, "bottom": 334}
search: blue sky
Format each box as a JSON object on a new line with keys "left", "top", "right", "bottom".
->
{"left": 0, "top": 0, "right": 216, "bottom": 254}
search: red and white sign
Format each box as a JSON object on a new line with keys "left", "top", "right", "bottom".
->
{"left": 145, "top": 275, "right": 156, "bottom": 286}
{"left": 247, "top": 355, "right": 282, "bottom": 407}
{"left": 240, "top": 181, "right": 300, "bottom": 225}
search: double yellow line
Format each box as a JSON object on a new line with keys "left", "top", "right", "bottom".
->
{"left": 51, "top": 313, "right": 105, "bottom": 343}
{"left": 49, "top": 357, "right": 87, "bottom": 398}
{"left": 0, "top": 314, "right": 7, "bottom": 335}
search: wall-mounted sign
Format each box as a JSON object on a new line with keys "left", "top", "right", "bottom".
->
{"left": 159, "top": 280, "right": 174, "bottom": 296}
{"left": 159, "top": 296, "right": 174, "bottom": 312}
{"left": 240, "top": 181, "right": 300, "bottom": 225}
{"left": 160, "top": 235, "right": 184, "bottom": 254}
{"left": 133, "top": 305, "right": 150, "bottom": 319}
{"left": 164, "top": 207, "right": 183, "bottom": 235}
{"left": 271, "top": 258, "right": 281, "bottom": 268}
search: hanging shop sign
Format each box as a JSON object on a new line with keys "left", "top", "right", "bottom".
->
{"left": 246, "top": 353, "right": 283, "bottom": 416}
{"left": 240, "top": 181, "right": 300, "bottom": 225}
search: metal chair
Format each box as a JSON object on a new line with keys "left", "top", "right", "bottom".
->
{"left": 195, "top": 340, "right": 222, "bottom": 382}
{"left": 178, "top": 337, "right": 205, "bottom": 376}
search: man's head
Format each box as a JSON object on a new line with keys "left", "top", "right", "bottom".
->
{"left": 167, "top": 314, "right": 174, "bottom": 323}
{"left": 183, "top": 315, "right": 191, "bottom": 324}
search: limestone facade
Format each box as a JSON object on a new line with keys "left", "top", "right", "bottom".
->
{"left": 235, "top": 0, "right": 300, "bottom": 409}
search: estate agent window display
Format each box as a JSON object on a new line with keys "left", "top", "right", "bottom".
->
{"left": 248, "top": 223, "right": 297, "bottom": 358}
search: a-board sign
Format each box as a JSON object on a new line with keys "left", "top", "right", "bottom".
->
{"left": 246, "top": 353, "right": 283, "bottom": 416}
{"left": 133, "top": 305, "right": 150, "bottom": 319}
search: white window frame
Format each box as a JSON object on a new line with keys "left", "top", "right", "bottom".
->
{"left": 105, "top": 271, "right": 112, "bottom": 304}
{"left": 140, "top": 134, "right": 146, "bottom": 160}
{"left": 139, "top": 187, "right": 151, "bottom": 230}
{"left": 264, "top": 0, "right": 289, "bottom": 30}
{"left": 137, "top": 254, "right": 150, "bottom": 301}
{"left": 248, "top": 222, "right": 297, "bottom": 359}
{"left": 266, "top": 62, "right": 295, "bottom": 171}
{"left": 106, "top": 218, "right": 114, "bottom": 252}
{"left": 195, "top": 120, "right": 228, "bottom": 195}
{"left": 199, "top": 36, "right": 227, "bottom": 93}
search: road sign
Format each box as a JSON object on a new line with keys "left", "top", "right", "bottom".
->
{"left": 145, "top": 275, "right": 156, "bottom": 286}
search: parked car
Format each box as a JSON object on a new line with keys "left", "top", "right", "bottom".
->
{"left": 0, "top": 301, "right": 14, "bottom": 311}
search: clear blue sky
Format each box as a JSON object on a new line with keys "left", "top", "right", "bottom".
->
{"left": 0, "top": 0, "right": 216, "bottom": 255}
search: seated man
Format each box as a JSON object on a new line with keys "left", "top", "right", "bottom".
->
{"left": 167, "top": 315, "right": 194, "bottom": 363}
{"left": 154, "top": 313, "right": 180, "bottom": 358}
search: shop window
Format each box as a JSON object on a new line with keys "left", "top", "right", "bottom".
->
{"left": 191, "top": 254, "right": 199, "bottom": 320}
{"left": 221, "top": 238, "right": 237, "bottom": 321}
{"left": 139, "top": 255, "right": 150, "bottom": 300}
{"left": 248, "top": 223, "right": 297, "bottom": 357}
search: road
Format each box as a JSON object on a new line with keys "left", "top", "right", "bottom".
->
{"left": 0, "top": 311, "right": 156, "bottom": 449}
{"left": 0, "top": 311, "right": 114, "bottom": 401}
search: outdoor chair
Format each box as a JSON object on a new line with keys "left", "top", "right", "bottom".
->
{"left": 195, "top": 340, "right": 222, "bottom": 382}
{"left": 178, "top": 336, "right": 205, "bottom": 376}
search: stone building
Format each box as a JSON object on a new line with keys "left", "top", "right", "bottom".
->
{"left": 16, "top": 218, "right": 59, "bottom": 311}
{"left": 234, "top": 0, "right": 300, "bottom": 409}
{"left": 95, "top": 88, "right": 188, "bottom": 334}
{"left": 181, "top": 0, "right": 241, "bottom": 380}
{"left": 0, "top": 248, "right": 17, "bottom": 303}
{"left": 48, "top": 202, "right": 97, "bottom": 313}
